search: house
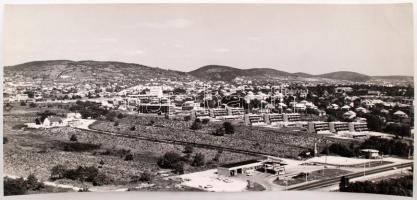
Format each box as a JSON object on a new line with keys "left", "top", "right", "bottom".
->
{"left": 43, "top": 117, "right": 64, "bottom": 127}
{"left": 393, "top": 110, "right": 409, "bottom": 118}
{"left": 360, "top": 149, "right": 380, "bottom": 159}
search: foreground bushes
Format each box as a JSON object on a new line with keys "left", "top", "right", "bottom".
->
{"left": 50, "top": 165, "right": 111, "bottom": 186}
{"left": 4, "top": 174, "right": 45, "bottom": 196}
{"left": 340, "top": 175, "right": 413, "bottom": 197}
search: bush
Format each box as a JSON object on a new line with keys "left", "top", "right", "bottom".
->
{"left": 70, "top": 135, "right": 78, "bottom": 142}
{"left": 325, "top": 143, "right": 354, "bottom": 157}
{"left": 105, "top": 111, "right": 117, "bottom": 121}
{"left": 4, "top": 177, "right": 27, "bottom": 196}
{"left": 25, "top": 174, "right": 39, "bottom": 190}
{"left": 223, "top": 122, "right": 235, "bottom": 134}
{"left": 157, "top": 152, "right": 183, "bottom": 169}
{"left": 184, "top": 116, "right": 191, "bottom": 121}
{"left": 50, "top": 165, "right": 67, "bottom": 180}
{"left": 139, "top": 170, "right": 153, "bottom": 182}
{"left": 3, "top": 137, "right": 8, "bottom": 144}
{"left": 213, "top": 127, "right": 225, "bottom": 136}
{"left": 92, "top": 173, "right": 111, "bottom": 186}
{"left": 114, "top": 121, "right": 119, "bottom": 126}
{"left": 190, "top": 120, "right": 202, "bottom": 130}
{"left": 117, "top": 113, "right": 124, "bottom": 119}
{"left": 20, "top": 101, "right": 27, "bottom": 106}
{"left": 172, "top": 161, "right": 185, "bottom": 174}
{"left": 130, "top": 126, "right": 136, "bottom": 131}
{"left": 124, "top": 154, "right": 134, "bottom": 161}
{"left": 61, "top": 142, "right": 101, "bottom": 152}
{"left": 29, "top": 102, "right": 37, "bottom": 108}
{"left": 191, "top": 153, "right": 205, "bottom": 167}
{"left": 183, "top": 145, "right": 194, "bottom": 154}
{"left": 202, "top": 118, "right": 210, "bottom": 124}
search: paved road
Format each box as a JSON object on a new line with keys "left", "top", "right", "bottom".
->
{"left": 287, "top": 162, "right": 413, "bottom": 190}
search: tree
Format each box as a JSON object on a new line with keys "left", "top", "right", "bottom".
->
{"left": 172, "top": 161, "right": 185, "bottom": 174}
{"left": 124, "top": 154, "right": 134, "bottom": 161}
{"left": 130, "top": 126, "right": 136, "bottom": 131}
{"left": 139, "top": 170, "right": 153, "bottom": 182}
{"left": 114, "top": 121, "right": 119, "bottom": 126}
{"left": 4, "top": 177, "right": 27, "bottom": 196}
{"left": 339, "top": 176, "right": 350, "bottom": 191}
{"left": 20, "top": 101, "right": 27, "bottom": 106}
{"left": 70, "top": 135, "right": 78, "bottom": 142}
{"left": 183, "top": 145, "right": 194, "bottom": 154}
{"left": 191, "top": 153, "right": 205, "bottom": 167}
{"left": 106, "top": 111, "right": 117, "bottom": 121}
{"left": 25, "top": 174, "right": 39, "bottom": 190}
{"left": 223, "top": 122, "right": 235, "bottom": 134}
{"left": 202, "top": 118, "right": 210, "bottom": 125}
{"left": 157, "top": 152, "right": 183, "bottom": 169}
{"left": 50, "top": 165, "right": 67, "bottom": 180}
{"left": 117, "top": 113, "right": 124, "bottom": 119}
{"left": 190, "top": 120, "right": 202, "bottom": 130}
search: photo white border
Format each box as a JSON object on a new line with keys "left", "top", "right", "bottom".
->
{"left": 0, "top": 0, "right": 415, "bottom": 200}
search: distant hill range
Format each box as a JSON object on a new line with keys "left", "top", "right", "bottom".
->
{"left": 4, "top": 60, "right": 194, "bottom": 84}
{"left": 5, "top": 60, "right": 412, "bottom": 84}
{"left": 189, "top": 65, "right": 412, "bottom": 82}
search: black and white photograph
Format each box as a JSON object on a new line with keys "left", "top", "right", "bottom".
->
{"left": 2, "top": 2, "right": 415, "bottom": 198}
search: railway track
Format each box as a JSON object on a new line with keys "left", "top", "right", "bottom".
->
{"left": 288, "top": 162, "right": 413, "bottom": 190}
{"left": 74, "top": 127, "right": 273, "bottom": 157}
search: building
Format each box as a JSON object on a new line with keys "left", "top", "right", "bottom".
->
{"left": 329, "top": 122, "right": 350, "bottom": 133}
{"left": 284, "top": 113, "right": 301, "bottom": 122}
{"left": 264, "top": 114, "right": 284, "bottom": 124}
{"left": 360, "top": 149, "right": 380, "bottom": 159}
{"left": 210, "top": 109, "right": 228, "bottom": 118}
{"left": 244, "top": 114, "right": 266, "bottom": 126}
{"left": 43, "top": 117, "right": 64, "bottom": 127}
{"left": 217, "top": 158, "right": 287, "bottom": 177}
{"left": 307, "top": 121, "right": 331, "bottom": 134}
{"left": 227, "top": 107, "right": 245, "bottom": 116}
{"left": 348, "top": 122, "right": 368, "bottom": 132}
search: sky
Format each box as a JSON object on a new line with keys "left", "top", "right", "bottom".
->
{"left": 3, "top": 4, "right": 414, "bottom": 76}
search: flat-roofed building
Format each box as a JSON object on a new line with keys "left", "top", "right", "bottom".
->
{"left": 264, "top": 113, "right": 284, "bottom": 124}
{"left": 308, "top": 121, "right": 331, "bottom": 134}
{"left": 244, "top": 114, "right": 266, "bottom": 126}
{"left": 284, "top": 113, "right": 301, "bottom": 122}
{"left": 348, "top": 122, "right": 368, "bottom": 132}
{"left": 329, "top": 122, "right": 350, "bottom": 133}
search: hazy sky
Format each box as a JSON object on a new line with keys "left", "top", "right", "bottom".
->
{"left": 4, "top": 4, "right": 414, "bottom": 76}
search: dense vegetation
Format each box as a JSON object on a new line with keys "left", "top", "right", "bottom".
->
{"left": 323, "top": 136, "right": 412, "bottom": 158}
{"left": 4, "top": 174, "right": 45, "bottom": 196}
{"left": 50, "top": 165, "right": 111, "bottom": 186}
{"left": 340, "top": 175, "right": 413, "bottom": 197}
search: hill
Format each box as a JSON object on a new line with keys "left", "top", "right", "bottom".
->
{"left": 188, "top": 65, "right": 295, "bottom": 82}
{"left": 316, "top": 71, "right": 372, "bottom": 82}
{"left": 4, "top": 60, "right": 195, "bottom": 85}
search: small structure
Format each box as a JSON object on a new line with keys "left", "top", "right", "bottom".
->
{"left": 217, "top": 160, "right": 264, "bottom": 176}
{"left": 360, "top": 149, "right": 380, "bottom": 159}
{"left": 43, "top": 117, "right": 64, "bottom": 127}
{"left": 393, "top": 110, "right": 409, "bottom": 118}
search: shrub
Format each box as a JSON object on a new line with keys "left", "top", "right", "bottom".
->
{"left": 114, "top": 121, "right": 119, "bottom": 126}
{"left": 172, "top": 161, "right": 185, "bottom": 174}
{"left": 99, "top": 160, "right": 105, "bottom": 165}
{"left": 190, "top": 120, "right": 202, "bottom": 130}
{"left": 29, "top": 102, "right": 37, "bottom": 108}
{"left": 70, "top": 135, "right": 78, "bottom": 142}
{"left": 92, "top": 173, "right": 111, "bottom": 186}
{"left": 184, "top": 116, "right": 191, "bottom": 121}
{"left": 202, "top": 118, "right": 210, "bottom": 124}
{"left": 20, "top": 101, "right": 27, "bottom": 106}
{"left": 50, "top": 165, "right": 67, "bottom": 180}
{"left": 25, "top": 174, "right": 39, "bottom": 190}
{"left": 4, "top": 177, "right": 27, "bottom": 196}
{"left": 157, "top": 152, "right": 183, "bottom": 169}
{"left": 3, "top": 137, "right": 8, "bottom": 144}
{"left": 191, "top": 153, "right": 205, "bottom": 167}
{"left": 105, "top": 111, "right": 117, "bottom": 121}
{"left": 124, "top": 154, "right": 134, "bottom": 161}
{"left": 61, "top": 142, "right": 101, "bottom": 152}
{"left": 223, "top": 122, "right": 235, "bottom": 134}
{"left": 130, "top": 126, "right": 136, "bottom": 131}
{"left": 117, "top": 113, "right": 124, "bottom": 119}
{"left": 139, "top": 170, "right": 153, "bottom": 182}
{"left": 183, "top": 145, "right": 194, "bottom": 154}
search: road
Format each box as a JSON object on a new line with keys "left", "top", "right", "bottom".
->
{"left": 287, "top": 162, "right": 413, "bottom": 190}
